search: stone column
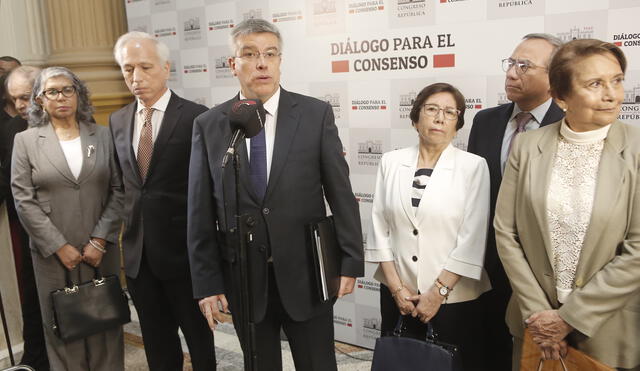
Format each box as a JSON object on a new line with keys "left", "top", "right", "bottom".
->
{"left": 44, "top": 0, "right": 132, "bottom": 125}
{"left": 0, "top": 0, "right": 50, "bottom": 67}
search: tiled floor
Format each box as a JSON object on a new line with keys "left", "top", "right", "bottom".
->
{"left": 124, "top": 305, "right": 373, "bottom": 370}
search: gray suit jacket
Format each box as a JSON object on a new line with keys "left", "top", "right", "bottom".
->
{"left": 11, "top": 121, "right": 123, "bottom": 257}
{"left": 495, "top": 120, "right": 640, "bottom": 368}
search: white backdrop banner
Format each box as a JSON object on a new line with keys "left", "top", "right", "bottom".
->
{"left": 124, "top": 0, "right": 640, "bottom": 350}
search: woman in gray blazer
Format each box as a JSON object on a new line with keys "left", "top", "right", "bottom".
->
{"left": 11, "top": 67, "right": 124, "bottom": 371}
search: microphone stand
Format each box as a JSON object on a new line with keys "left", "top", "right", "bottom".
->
{"left": 222, "top": 148, "right": 258, "bottom": 371}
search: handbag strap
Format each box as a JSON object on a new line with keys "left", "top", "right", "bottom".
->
{"left": 393, "top": 315, "right": 437, "bottom": 341}
{"left": 537, "top": 358, "right": 568, "bottom": 371}
{"left": 55, "top": 256, "right": 102, "bottom": 289}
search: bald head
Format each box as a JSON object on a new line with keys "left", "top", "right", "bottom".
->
{"left": 7, "top": 66, "right": 41, "bottom": 119}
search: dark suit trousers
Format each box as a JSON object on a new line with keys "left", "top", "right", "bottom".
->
{"left": 126, "top": 253, "right": 216, "bottom": 371}
{"left": 479, "top": 265, "right": 513, "bottom": 371}
{"left": 380, "top": 284, "right": 484, "bottom": 371}
{"left": 233, "top": 263, "right": 337, "bottom": 371}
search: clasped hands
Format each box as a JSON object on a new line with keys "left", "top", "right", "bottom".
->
{"left": 525, "top": 310, "right": 573, "bottom": 361}
{"left": 394, "top": 285, "right": 445, "bottom": 323}
{"left": 56, "top": 238, "right": 107, "bottom": 270}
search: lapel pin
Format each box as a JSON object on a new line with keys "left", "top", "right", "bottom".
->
{"left": 87, "top": 145, "right": 95, "bottom": 158}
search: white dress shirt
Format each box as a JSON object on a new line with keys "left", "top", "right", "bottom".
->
{"left": 500, "top": 98, "right": 552, "bottom": 173}
{"left": 132, "top": 88, "right": 172, "bottom": 158}
{"left": 242, "top": 87, "right": 280, "bottom": 181}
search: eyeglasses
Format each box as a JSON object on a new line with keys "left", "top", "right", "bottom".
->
{"left": 235, "top": 49, "right": 282, "bottom": 63}
{"left": 421, "top": 104, "right": 460, "bottom": 121}
{"left": 42, "top": 86, "right": 76, "bottom": 100}
{"left": 501, "top": 58, "right": 547, "bottom": 75}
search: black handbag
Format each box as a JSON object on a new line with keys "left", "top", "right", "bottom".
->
{"left": 50, "top": 261, "right": 130, "bottom": 342}
{"left": 371, "top": 316, "right": 462, "bottom": 371}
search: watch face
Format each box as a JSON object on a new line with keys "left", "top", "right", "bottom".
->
{"left": 439, "top": 287, "right": 448, "bottom": 296}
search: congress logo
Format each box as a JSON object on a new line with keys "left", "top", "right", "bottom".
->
{"left": 214, "top": 56, "right": 234, "bottom": 79}
{"left": 242, "top": 9, "right": 262, "bottom": 21}
{"left": 396, "top": 0, "right": 426, "bottom": 17}
{"left": 619, "top": 84, "right": 640, "bottom": 122}
{"left": 183, "top": 17, "right": 203, "bottom": 42}
{"left": 314, "top": 0, "right": 337, "bottom": 15}
{"left": 357, "top": 140, "right": 383, "bottom": 168}
{"left": 397, "top": 90, "right": 417, "bottom": 120}
{"left": 317, "top": 93, "right": 343, "bottom": 120}
{"left": 497, "top": 92, "right": 510, "bottom": 106}
{"left": 556, "top": 26, "right": 594, "bottom": 42}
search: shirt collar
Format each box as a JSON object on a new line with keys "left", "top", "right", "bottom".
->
{"left": 239, "top": 87, "right": 281, "bottom": 116}
{"left": 511, "top": 98, "right": 553, "bottom": 124}
{"left": 137, "top": 88, "right": 171, "bottom": 114}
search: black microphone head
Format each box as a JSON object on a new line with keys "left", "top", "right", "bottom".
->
{"left": 229, "top": 99, "right": 266, "bottom": 138}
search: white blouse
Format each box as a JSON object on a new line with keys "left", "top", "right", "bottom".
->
{"left": 59, "top": 137, "right": 83, "bottom": 179}
{"left": 547, "top": 121, "right": 611, "bottom": 303}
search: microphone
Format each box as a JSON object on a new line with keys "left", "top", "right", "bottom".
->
{"left": 222, "top": 99, "right": 266, "bottom": 167}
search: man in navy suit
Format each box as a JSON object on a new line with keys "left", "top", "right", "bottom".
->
{"left": 188, "top": 19, "right": 363, "bottom": 370}
{"left": 110, "top": 32, "right": 215, "bottom": 371}
{"left": 467, "top": 33, "right": 565, "bottom": 371}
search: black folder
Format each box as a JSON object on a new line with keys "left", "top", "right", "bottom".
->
{"left": 307, "top": 216, "right": 341, "bottom": 302}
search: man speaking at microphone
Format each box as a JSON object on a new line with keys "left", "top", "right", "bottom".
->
{"left": 187, "top": 18, "right": 364, "bottom": 370}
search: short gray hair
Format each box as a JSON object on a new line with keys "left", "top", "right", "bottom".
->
{"left": 113, "top": 31, "right": 170, "bottom": 66}
{"left": 229, "top": 19, "right": 282, "bottom": 54}
{"left": 28, "top": 67, "right": 94, "bottom": 127}
{"left": 7, "top": 66, "right": 41, "bottom": 88}
{"left": 523, "top": 33, "right": 563, "bottom": 66}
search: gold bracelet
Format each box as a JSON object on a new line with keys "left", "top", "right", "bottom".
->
{"left": 391, "top": 284, "right": 404, "bottom": 298}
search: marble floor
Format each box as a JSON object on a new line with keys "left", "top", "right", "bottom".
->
{"left": 123, "top": 305, "right": 374, "bottom": 371}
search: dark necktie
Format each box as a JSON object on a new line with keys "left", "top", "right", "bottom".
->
{"left": 137, "top": 107, "right": 154, "bottom": 180}
{"left": 250, "top": 118, "right": 268, "bottom": 201}
{"left": 507, "top": 111, "right": 533, "bottom": 156}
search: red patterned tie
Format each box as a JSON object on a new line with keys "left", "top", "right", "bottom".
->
{"left": 137, "top": 107, "right": 154, "bottom": 180}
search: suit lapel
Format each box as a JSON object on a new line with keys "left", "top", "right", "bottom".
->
{"left": 38, "top": 124, "right": 77, "bottom": 184}
{"left": 264, "top": 89, "right": 300, "bottom": 202}
{"left": 148, "top": 92, "right": 182, "bottom": 181}
{"left": 540, "top": 101, "right": 565, "bottom": 127}
{"left": 529, "top": 125, "right": 559, "bottom": 268}
{"left": 488, "top": 103, "right": 514, "bottom": 181}
{"left": 121, "top": 101, "right": 142, "bottom": 185}
{"left": 399, "top": 146, "right": 419, "bottom": 229}
{"left": 575, "top": 121, "right": 627, "bottom": 277}
{"left": 76, "top": 121, "right": 97, "bottom": 184}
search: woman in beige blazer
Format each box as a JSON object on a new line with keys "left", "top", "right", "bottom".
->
{"left": 495, "top": 39, "right": 640, "bottom": 370}
{"left": 11, "top": 67, "right": 124, "bottom": 371}
{"left": 366, "top": 83, "right": 491, "bottom": 369}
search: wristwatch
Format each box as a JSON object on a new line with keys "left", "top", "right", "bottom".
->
{"left": 434, "top": 279, "right": 452, "bottom": 298}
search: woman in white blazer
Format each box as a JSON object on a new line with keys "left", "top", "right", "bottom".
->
{"left": 366, "top": 83, "right": 491, "bottom": 369}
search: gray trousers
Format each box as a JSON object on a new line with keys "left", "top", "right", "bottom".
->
{"left": 32, "top": 246, "right": 124, "bottom": 371}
